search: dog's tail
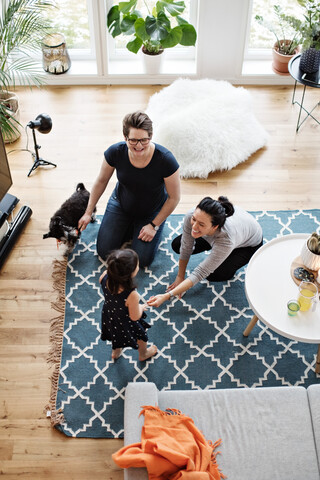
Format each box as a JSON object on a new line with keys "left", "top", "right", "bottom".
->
{"left": 76, "top": 183, "right": 86, "bottom": 191}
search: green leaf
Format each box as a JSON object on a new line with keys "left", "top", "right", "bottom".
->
{"left": 107, "top": 5, "right": 121, "bottom": 37}
{"left": 118, "top": 0, "right": 137, "bottom": 15}
{"left": 126, "top": 35, "right": 143, "bottom": 54}
{"left": 179, "top": 24, "right": 197, "bottom": 46}
{"left": 156, "top": 0, "right": 186, "bottom": 17}
{"left": 145, "top": 12, "right": 170, "bottom": 42}
{"left": 120, "top": 13, "right": 138, "bottom": 34}
{"left": 135, "top": 18, "right": 150, "bottom": 42}
{"left": 160, "top": 26, "right": 182, "bottom": 48}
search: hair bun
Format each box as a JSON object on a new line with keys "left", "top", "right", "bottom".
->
{"left": 217, "top": 196, "right": 235, "bottom": 217}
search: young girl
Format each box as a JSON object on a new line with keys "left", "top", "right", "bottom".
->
{"left": 99, "top": 248, "right": 157, "bottom": 361}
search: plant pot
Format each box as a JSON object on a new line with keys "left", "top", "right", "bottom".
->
{"left": 299, "top": 48, "right": 320, "bottom": 74}
{"left": 0, "top": 91, "right": 21, "bottom": 143}
{"left": 300, "top": 239, "right": 320, "bottom": 271}
{"left": 272, "top": 41, "right": 300, "bottom": 75}
{"left": 142, "top": 47, "right": 164, "bottom": 75}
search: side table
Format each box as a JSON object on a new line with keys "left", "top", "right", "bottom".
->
{"left": 288, "top": 54, "right": 320, "bottom": 132}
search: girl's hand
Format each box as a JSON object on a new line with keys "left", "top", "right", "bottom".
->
{"left": 140, "top": 303, "right": 148, "bottom": 312}
{"left": 147, "top": 294, "right": 168, "bottom": 308}
{"left": 138, "top": 224, "right": 157, "bottom": 243}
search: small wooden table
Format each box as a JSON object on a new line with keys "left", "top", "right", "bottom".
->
{"left": 243, "top": 233, "right": 320, "bottom": 374}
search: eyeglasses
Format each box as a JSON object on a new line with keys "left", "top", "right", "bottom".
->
{"left": 127, "top": 137, "right": 150, "bottom": 146}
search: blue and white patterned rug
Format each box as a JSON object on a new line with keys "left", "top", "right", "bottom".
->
{"left": 48, "top": 211, "right": 320, "bottom": 438}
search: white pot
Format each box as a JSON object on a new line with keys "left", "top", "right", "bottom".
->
{"left": 142, "top": 50, "right": 164, "bottom": 75}
{"left": 300, "top": 239, "right": 320, "bottom": 271}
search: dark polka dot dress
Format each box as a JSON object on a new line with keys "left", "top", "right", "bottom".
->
{"left": 100, "top": 274, "right": 151, "bottom": 350}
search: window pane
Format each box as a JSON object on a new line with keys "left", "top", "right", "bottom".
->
{"left": 43, "top": 0, "right": 91, "bottom": 50}
{"left": 249, "top": 0, "right": 303, "bottom": 49}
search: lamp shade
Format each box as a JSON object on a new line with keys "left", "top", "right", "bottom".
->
{"left": 27, "top": 113, "right": 52, "bottom": 134}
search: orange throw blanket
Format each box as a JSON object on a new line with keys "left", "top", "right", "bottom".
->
{"left": 112, "top": 406, "right": 225, "bottom": 480}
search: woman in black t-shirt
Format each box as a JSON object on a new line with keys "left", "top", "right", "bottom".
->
{"left": 78, "top": 111, "right": 180, "bottom": 267}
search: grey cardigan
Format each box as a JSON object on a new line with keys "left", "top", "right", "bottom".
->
{"left": 179, "top": 206, "right": 263, "bottom": 285}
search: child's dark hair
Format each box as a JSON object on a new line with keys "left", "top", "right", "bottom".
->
{"left": 106, "top": 249, "right": 139, "bottom": 295}
{"left": 196, "top": 196, "right": 235, "bottom": 229}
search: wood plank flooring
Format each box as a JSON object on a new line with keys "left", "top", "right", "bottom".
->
{"left": 0, "top": 84, "right": 319, "bottom": 479}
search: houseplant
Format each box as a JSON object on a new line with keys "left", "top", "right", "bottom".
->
{"left": 255, "top": 5, "right": 300, "bottom": 75}
{"left": 107, "top": 0, "right": 197, "bottom": 62}
{"left": 300, "top": 232, "right": 320, "bottom": 271}
{"left": 0, "top": 0, "right": 56, "bottom": 143}
{"left": 280, "top": 0, "right": 320, "bottom": 73}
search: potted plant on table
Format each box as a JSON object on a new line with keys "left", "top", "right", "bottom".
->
{"left": 0, "top": 0, "right": 56, "bottom": 143}
{"left": 280, "top": 0, "right": 320, "bottom": 74}
{"left": 301, "top": 232, "right": 320, "bottom": 271}
{"left": 255, "top": 5, "right": 300, "bottom": 75}
{"left": 107, "top": 0, "right": 197, "bottom": 73}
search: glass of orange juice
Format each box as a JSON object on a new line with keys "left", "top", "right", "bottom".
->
{"left": 298, "top": 281, "right": 318, "bottom": 312}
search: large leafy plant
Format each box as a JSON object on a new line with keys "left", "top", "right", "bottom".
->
{"left": 281, "top": 0, "right": 320, "bottom": 51}
{"left": 107, "top": 0, "right": 197, "bottom": 55}
{"left": 0, "top": 0, "right": 56, "bottom": 141}
{"left": 255, "top": 5, "right": 300, "bottom": 55}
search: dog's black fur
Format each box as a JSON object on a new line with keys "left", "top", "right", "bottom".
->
{"left": 43, "top": 183, "right": 96, "bottom": 255}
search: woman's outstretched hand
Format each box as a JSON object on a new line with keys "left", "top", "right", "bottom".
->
{"left": 78, "top": 213, "right": 92, "bottom": 232}
{"left": 147, "top": 294, "right": 168, "bottom": 308}
{"left": 167, "top": 275, "right": 184, "bottom": 298}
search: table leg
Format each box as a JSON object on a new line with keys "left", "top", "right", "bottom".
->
{"left": 316, "top": 345, "right": 320, "bottom": 374}
{"left": 243, "top": 315, "right": 258, "bottom": 337}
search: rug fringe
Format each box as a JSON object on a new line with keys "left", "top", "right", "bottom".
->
{"left": 45, "top": 258, "right": 68, "bottom": 427}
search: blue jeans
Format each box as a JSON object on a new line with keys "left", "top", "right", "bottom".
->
{"left": 97, "top": 188, "right": 165, "bottom": 267}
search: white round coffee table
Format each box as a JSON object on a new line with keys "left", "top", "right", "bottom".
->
{"left": 243, "top": 233, "right": 320, "bottom": 374}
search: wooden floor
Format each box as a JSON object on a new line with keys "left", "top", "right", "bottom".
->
{"left": 1, "top": 84, "right": 320, "bottom": 479}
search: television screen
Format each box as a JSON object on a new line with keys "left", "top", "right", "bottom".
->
{"left": 0, "top": 129, "right": 13, "bottom": 202}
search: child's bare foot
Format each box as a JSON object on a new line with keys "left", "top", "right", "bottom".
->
{"left": 139, "top": 345, "right": 157, "bottom": 361}
{"left": 112, "top": 348, "right": 122, "bottom": 360}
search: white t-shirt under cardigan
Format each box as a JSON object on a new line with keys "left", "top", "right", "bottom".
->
{"left": 179, "top": 206, "right": 263, "bottom": 286}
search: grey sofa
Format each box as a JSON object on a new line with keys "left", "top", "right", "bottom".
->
{"left": 123, "top": 382, "right": 320, "bottom": 480}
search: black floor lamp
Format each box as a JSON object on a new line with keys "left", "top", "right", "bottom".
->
{"left": 27, "top": 113, "right": 57, "bottom": 177}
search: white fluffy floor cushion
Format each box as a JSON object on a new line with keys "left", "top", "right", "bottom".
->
{"left": 146, "top": 78, "right": 269, "bottom": 178}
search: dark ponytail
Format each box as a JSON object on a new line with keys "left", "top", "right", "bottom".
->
{"left": 106, "top": 248, "right": 139, "bottom": 294}
{"left": 196, "top": 196, "right": 234, "bottom": 229}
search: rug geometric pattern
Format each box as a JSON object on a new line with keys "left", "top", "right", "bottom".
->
{"left": 53, "top": 210, "right": 320, "bottom": 438}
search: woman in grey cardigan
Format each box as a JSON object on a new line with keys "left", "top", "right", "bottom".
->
{"left": 147, "top": 196, "right": 263, "bottom": 308}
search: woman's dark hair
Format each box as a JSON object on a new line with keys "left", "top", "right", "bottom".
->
{"left": 122, "top": 111, "right": 153, "bottom": 138}
{"left": 106, "top": 248, "right": 139, "bottom": 295}
{"left": 196, "top": 196, "right": 235, "bottom": 229}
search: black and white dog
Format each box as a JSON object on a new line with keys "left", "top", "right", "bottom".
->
{"left": 43, "top": 183, "right": 96, "bottom": 255}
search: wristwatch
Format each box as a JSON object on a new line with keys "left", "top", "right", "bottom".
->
{"left": 150, "top": 221, "right": 159, "bottom": 231}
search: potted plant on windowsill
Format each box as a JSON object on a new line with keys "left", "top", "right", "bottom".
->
{"left": 107, "top": 0, "right": 197, "bottom": 74}
{"left": 0, "top": 0, "right": 56, "bottom": 143}
{"left": 280, "top": 0, "right": 320, "bottom": 74}
{"left": 255, "top": 5, "right": 300, "bottom": 75}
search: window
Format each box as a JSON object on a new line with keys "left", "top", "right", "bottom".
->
{"left": 246, "top": 0, "right": 303, "bottom": 58}
{"left": 43, "top": 0, "right": 94, "bottom": 58}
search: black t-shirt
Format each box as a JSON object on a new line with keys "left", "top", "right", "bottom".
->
{"left": 104, "top": 142, "right": 179, "bottom": 218}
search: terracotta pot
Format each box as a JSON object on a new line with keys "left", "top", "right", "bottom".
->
{"left": 300, "top": 239, "right": 320, "bottom": 271}
{"left": 272, "top": 41, "right": 300, "bottom": 75}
